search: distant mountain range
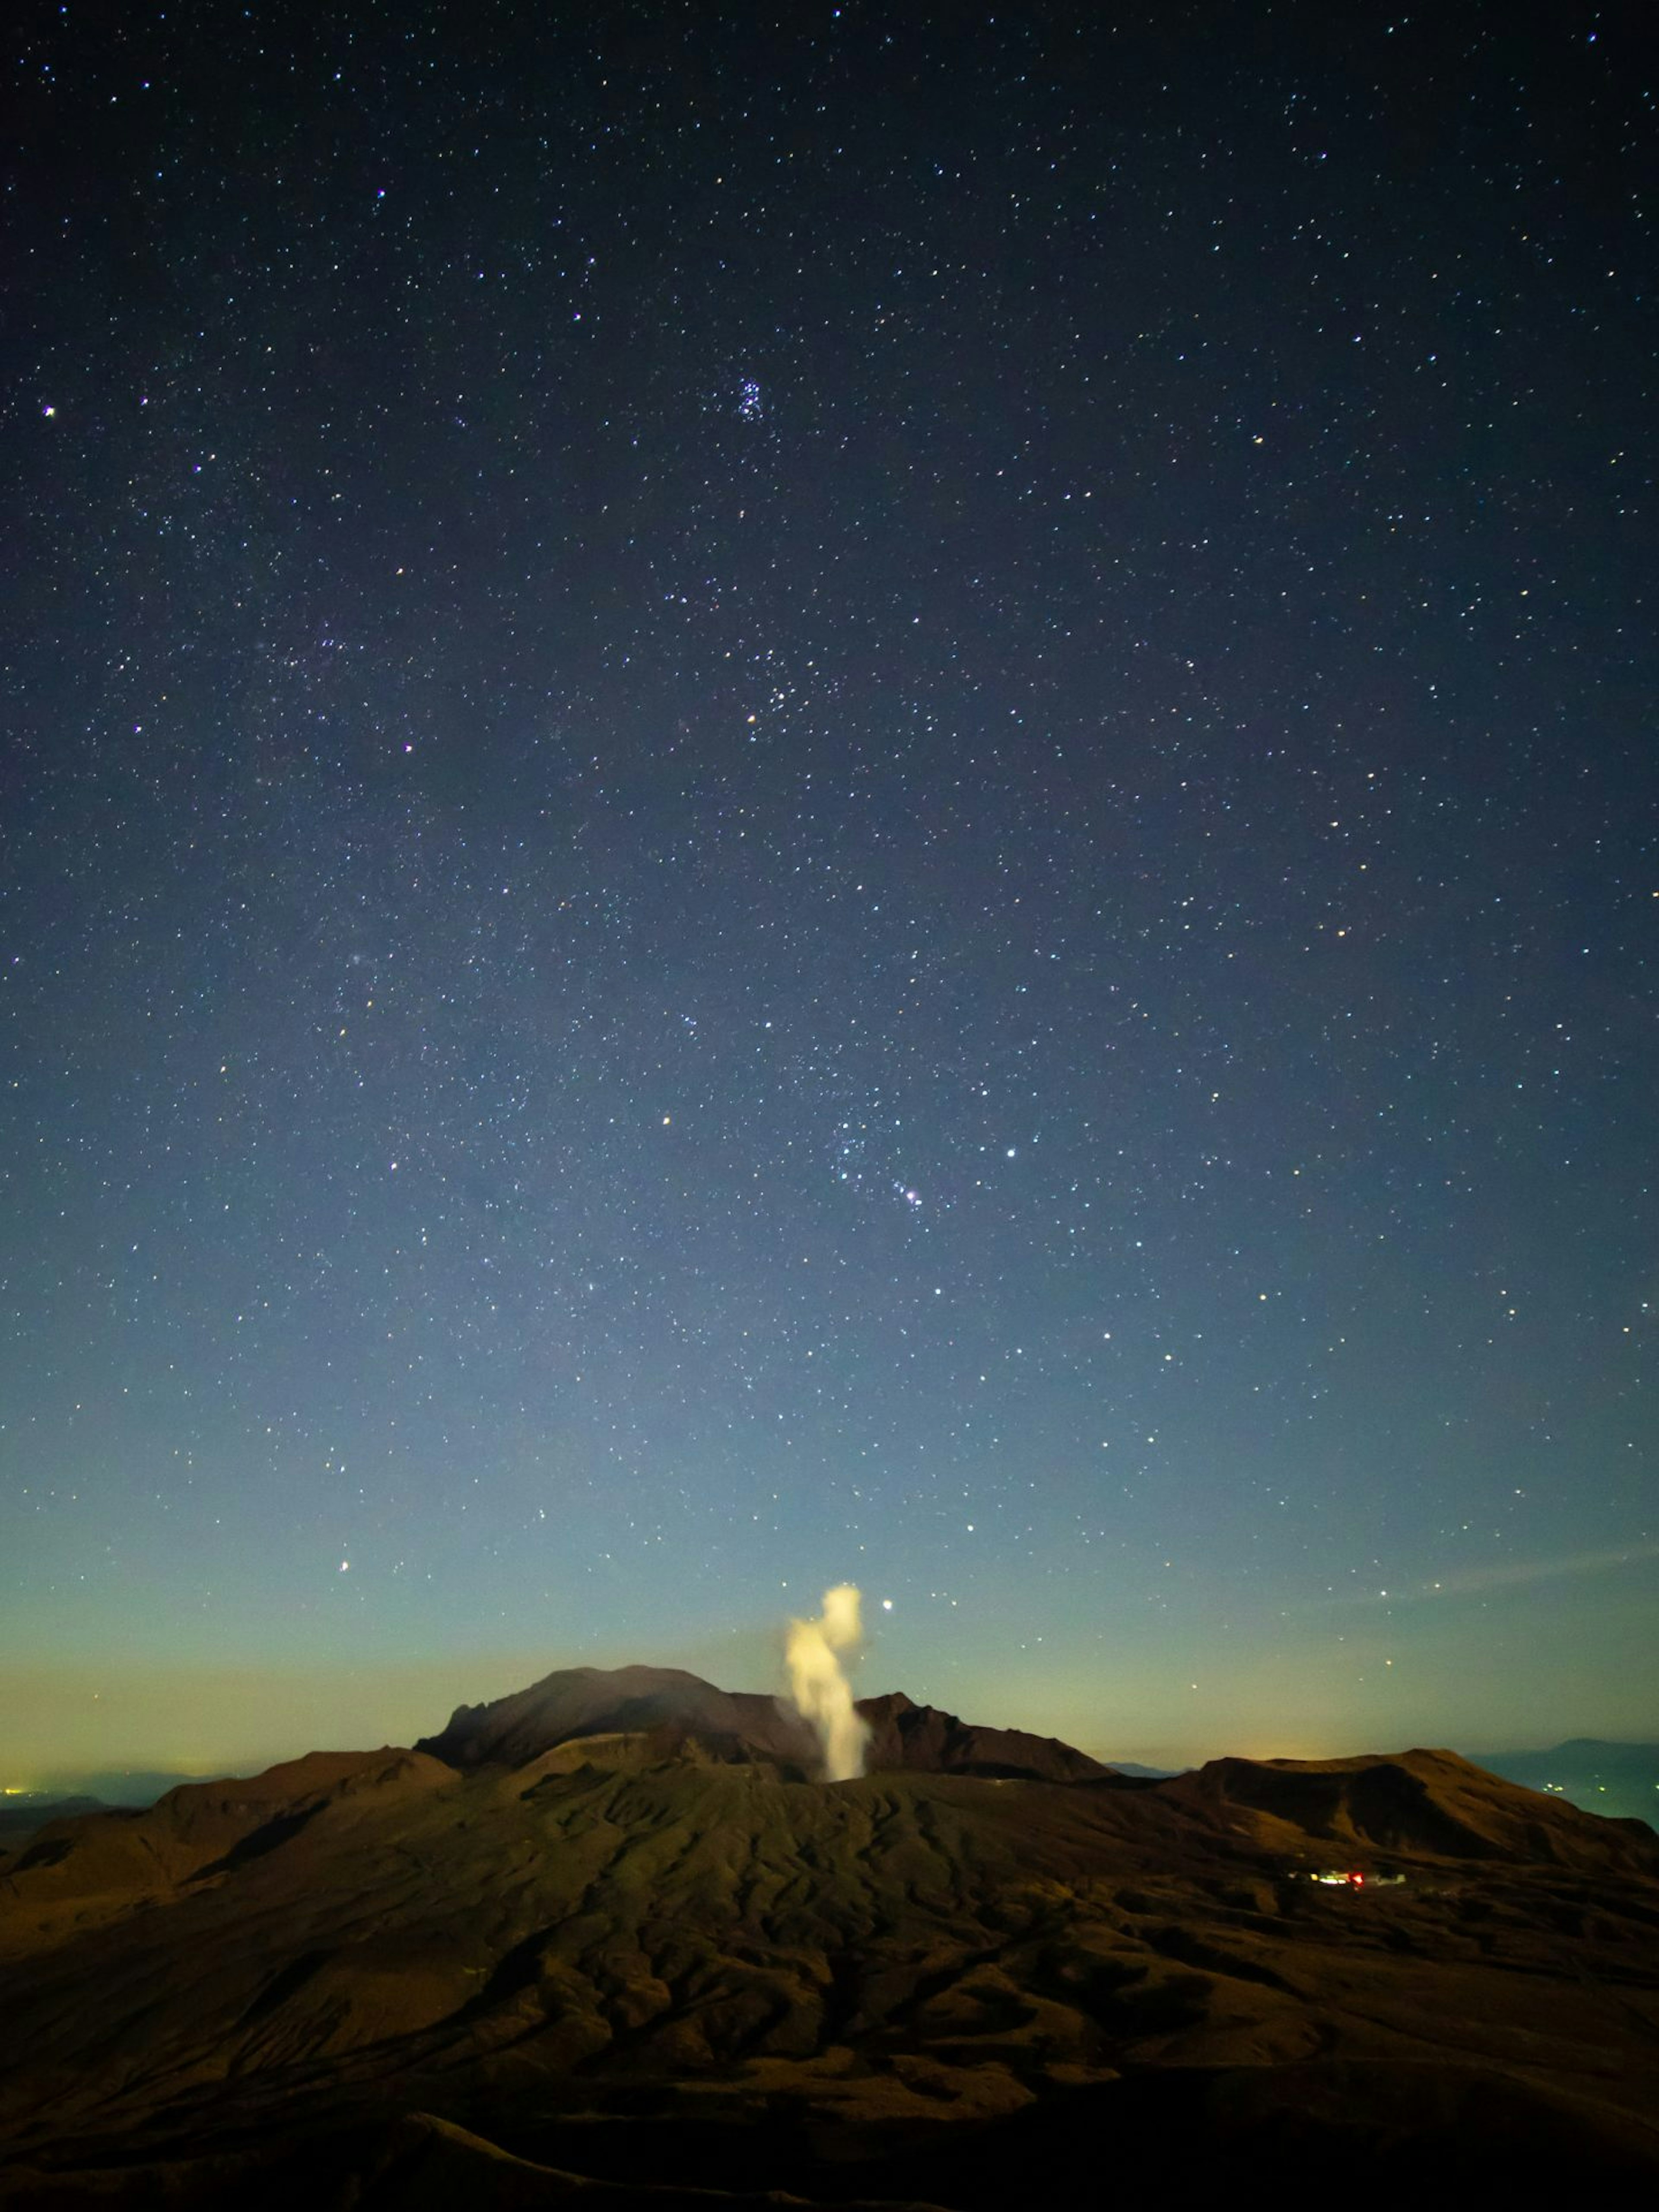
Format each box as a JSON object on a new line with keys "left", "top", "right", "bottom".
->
{"left": 3, "top": 1664, "right": 1658, "bottom": 2201}
{"left": 0, "top": 1770, "right": 201, "bottom": 1840}
{"left": 0, "top": 1793, "right": 105, "bottom": 1849}
{"left": 1474, "top": 1740, "right": 1659, "bottom": 1828}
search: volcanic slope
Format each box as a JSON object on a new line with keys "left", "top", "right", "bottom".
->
{"left": 3, "top": 1667, "right": 1658, "bottom": 2207}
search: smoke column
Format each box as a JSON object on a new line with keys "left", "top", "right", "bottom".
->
{"left": 785, "top": 1583, "right": 869, "bottom": 1782}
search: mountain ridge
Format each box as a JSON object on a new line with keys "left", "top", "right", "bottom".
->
{"left": 416, "top": 1664, "right": 1116, "bottom": 1787}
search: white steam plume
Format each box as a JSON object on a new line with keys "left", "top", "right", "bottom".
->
{"left": 785, "top": 1583, "right": 869, "bottom": 1782}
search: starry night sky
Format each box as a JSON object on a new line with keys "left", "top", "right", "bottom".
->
{"left": 4, "top": 0, "right": 1655, "bottom": 1782}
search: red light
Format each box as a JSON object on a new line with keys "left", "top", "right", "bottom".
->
{"left": 1348, "top": 1870, "right": 1365, "bottom": 1887}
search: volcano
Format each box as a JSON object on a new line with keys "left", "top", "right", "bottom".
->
{"left": 415, "top": 1662, "right": 1115, "bottom": 1784}
{"left": 3, "top": 1665, "right": 1658, "bottom": 2205}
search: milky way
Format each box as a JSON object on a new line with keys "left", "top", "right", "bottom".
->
{"left": 3, "top": 2, "right": 1653, "bottom": 1774}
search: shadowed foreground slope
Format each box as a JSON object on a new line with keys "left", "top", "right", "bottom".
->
{"left": 3, "top": 1667, "right": 1658, "bottom": 2207}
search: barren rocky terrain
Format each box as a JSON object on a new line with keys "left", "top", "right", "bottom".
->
{"left": 3, "top": 1666, "right": 1657, "bottom": 2206}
